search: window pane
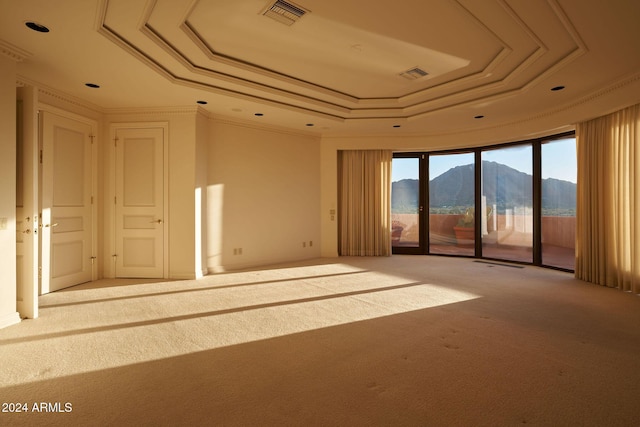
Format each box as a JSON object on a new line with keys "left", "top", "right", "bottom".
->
{"left": 429, "top": 153, "right": 475, "bottom": 256}
{"left": 482, "top": 145, "right": 533, "bottom": 262}
{"left": 541, "top": 138, "right": 576, "bottom": 269}
{"left": 391, "top": 158, "right": 420, "bottom": 248}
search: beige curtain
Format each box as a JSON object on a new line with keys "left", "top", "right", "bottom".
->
{"left": 338, "top": 150, "right": 392, "bottom": 256}
{"left": 575, "top": 103, "right": 640, "bottom": 293}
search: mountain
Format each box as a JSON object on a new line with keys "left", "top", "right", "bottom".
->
{"left": 541, "top": 178, "right": 577, "bottom": 211}
{"left": 391, "top": 179, "right": 420, "bottom": 213}
{"left": 392, "top": 161, "right": 576, "bottom": 213}
{"left": 429, "top": 163, "right": 476, "bottom": 208}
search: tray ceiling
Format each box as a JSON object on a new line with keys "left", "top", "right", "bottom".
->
{"left": 2, "top": 0, "right": 640, "bottom": 135}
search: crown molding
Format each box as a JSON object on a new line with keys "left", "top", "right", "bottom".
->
{"left": 17, "top": 75, "right": 102, "bottom": 110}
{"left": 103, "top": 105, "right": 200, "bottom": 117}
{"left": 0, "top": 39, "right": 32, "bottom": 62}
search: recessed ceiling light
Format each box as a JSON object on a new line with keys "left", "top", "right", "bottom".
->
{"left": 551, "top": 86, "right": 565, "bottom": 91}
{"left": 25, "top": 21, "right": 49, "bottom": 33}
{"left": 85, "top": 83, "right": 100, "bottom": 88}
{"left": 474, "top": 115, "right": 485, "bottom": 119}
{"left": 255, "top": 113, "right": 264, "bottom": 116}
{"left": 196, "top": 100, "right": 207, "bottom": 105}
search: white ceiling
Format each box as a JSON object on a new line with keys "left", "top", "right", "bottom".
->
{"left": 2, "top": 0, "right": 640, "bottom": 137}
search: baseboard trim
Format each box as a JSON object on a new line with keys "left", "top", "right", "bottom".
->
{"left": 169, "top": 273, "right": 197, "bottom": 280}
{"left": 0, "top": 312, "right": 21, "bottom": 330}
{"left": 207, "top": 254, "right": 322, "bottom": 274}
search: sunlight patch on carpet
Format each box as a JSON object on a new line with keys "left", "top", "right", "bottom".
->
{"left": 0, "top": 264, "right": 480, "bottom": 386}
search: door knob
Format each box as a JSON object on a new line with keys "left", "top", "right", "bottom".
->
{"left": 149, "top": 219, "right": 163, "bottom": 224}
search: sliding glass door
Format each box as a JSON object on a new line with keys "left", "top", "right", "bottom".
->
{"left": 391, "top": 156, "right": 422, "bottom": 253}
{"left": 429, "top": 152, "right": 475, "bottom": 256}
{"left": 541, "top": 138, "right": 576, "bottom": 270}
{"left": 481, "top": 145, "right": 533, "bottom": 263}
{"left": 390, "top": 131, "right": 576, "bottom": 271}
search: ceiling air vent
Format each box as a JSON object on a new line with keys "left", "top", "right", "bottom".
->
{"left": 263, "top": 0, "right": 307, "bottom": 26}
{"left": 400, "top": 67, "right": 429, "bottom": 80}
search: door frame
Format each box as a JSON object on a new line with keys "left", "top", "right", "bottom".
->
{"left": 39, "top": 104, "right": 99, "bottom": 293}
{"left": 391, "top": 152, "right": 427, "bottom": 255}
{"left": 16, "top": 87, "right": 39, "bottom": 318}
{"left": 108, "top": 122, "right": 169, "bottom": 279}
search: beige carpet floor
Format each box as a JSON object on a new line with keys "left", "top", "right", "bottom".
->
{"left": 1, "top": 255, "right": 640, "bottom": 426}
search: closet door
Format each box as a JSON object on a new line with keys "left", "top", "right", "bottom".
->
{"left": 114, "top": 127, "right": 166, "bottom": 278}
{"left": 41, "top": 112, "right": 94, "bottom": 293}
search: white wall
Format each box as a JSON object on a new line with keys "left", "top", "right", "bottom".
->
{"left": 207, "top": 120, "right": 321, "bottom": 271}
{"left": 0, "top": 55, "right": 20, "bottom": 328}
{"left": 167, "top": 114, "right": 197, "bottom": 279}
{"left": 195, "top": 111, "right": 209, "bottom": 277}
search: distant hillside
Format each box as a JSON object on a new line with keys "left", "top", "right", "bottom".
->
{"left": 391, "top": 179, "right": 421, "bottom": 213}
{"left": 429, "top": 163, "right": 476, "bottom": 208}
{"left": 392, "top": 161, "right": 576, "bottom": 214}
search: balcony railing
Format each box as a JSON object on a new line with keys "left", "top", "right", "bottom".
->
{"left": 391, "top": 213, "right": 575, "bottom": 270}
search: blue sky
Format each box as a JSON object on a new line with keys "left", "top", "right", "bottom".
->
{"left": 392, "top": 138, "right": 576, "bottom": 183}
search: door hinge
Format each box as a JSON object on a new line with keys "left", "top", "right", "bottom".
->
{"left": 39, "top": 150, "right": 43, "bottom": 164}
{"left": 91, "top": 196, "right": 94, "bottom": 205}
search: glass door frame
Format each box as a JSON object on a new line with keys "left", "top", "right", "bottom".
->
{"left": 392, "top": 153, "right": 427, "bottom": 255}
{"left": 428, "top": 149, "right": 478, "bottom": 257}
{"left": 391, "top": 131, "right": 576, "bottom": 272}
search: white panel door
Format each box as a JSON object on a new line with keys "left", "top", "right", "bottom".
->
{"left": 41, "top": 112, "right": 94, "bottom": 293}
{"left": 115, "top": 127, "right": 165, "bottom": 278}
